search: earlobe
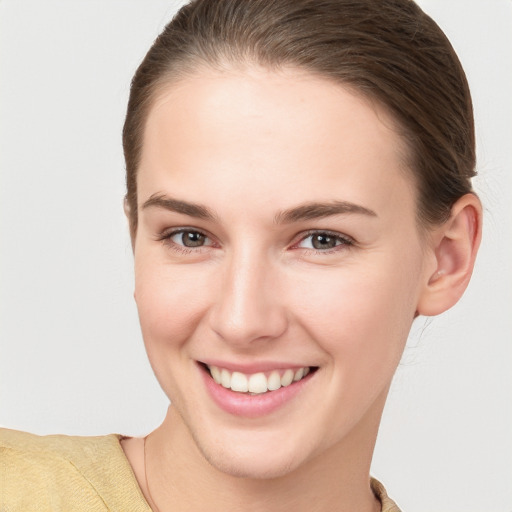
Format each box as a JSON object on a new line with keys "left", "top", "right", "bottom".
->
{"left": 417, "top": 193, "right": 482, "bottom": 317}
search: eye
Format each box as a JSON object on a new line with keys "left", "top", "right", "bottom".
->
{"left": 163, "top": 229, "right": 213, "bottom": 249}
{"left": 170, "top": 230, "right": 210, "bottom": 248}
{"left": 296, "top": 231, "right": 353, "bottom": 251}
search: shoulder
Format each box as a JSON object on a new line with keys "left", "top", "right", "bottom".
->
{"left": 0, "top": 428, "right": 151, "bottom": 512}
{"left": 371, "top": 477, "right": 402, "bottom": 512}
{"left": 0, "top": 428, "right": 115, "bottom": 511}
{"left": 0, "top": 426, "right": 121, "bottom": 458}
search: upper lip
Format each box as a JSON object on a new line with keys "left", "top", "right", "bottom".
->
{"left": 198, "top": 359, "right": 314, "bottom": 374}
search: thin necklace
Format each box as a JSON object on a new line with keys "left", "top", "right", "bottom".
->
{"left": 144, "top": 434, "right": 162, "bottom": 512}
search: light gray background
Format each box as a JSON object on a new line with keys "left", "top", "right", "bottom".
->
{"left": 0, "top": 1, "right": 510, "bottom": 510}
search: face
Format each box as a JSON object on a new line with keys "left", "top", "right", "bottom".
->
{"left": 133, "top": 66, "right": 433, "bottom": 478}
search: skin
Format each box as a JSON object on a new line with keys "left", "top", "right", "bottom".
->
{"left": 121, "top": 66, "right": 481, "bottom": 512}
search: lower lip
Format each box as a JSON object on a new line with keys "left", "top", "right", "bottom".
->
{"left": 200, "top": 367, "right": 313, "bottom": 418}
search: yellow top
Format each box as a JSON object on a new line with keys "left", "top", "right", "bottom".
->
{"left": 0, "top": 428, "right": 401, "bottom": 511}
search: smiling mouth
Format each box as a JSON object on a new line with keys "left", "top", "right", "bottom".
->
{"left": 201, "top": 364, "right": 317, "bottom": 395}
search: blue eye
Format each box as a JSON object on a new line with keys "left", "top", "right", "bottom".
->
{"left": 298, "top": 232, "right": 352, "bottom": 251}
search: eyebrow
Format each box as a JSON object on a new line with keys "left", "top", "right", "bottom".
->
{"left": 274, "top": 201, "right": 377, "bottom": 224}
{"left": 141, "top": 193, "right": 377, "bottom": 223}
{"left": 142, "top": 193, "right": 217, "bottom": 220}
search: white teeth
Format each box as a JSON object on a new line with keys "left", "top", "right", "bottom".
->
{"left": 230, "top": 371, "right": 248, "bottom": 392}
{"left": 207, "top": 365, "right": 311, "bottom": 394}
{"left": 281, "top": 369, "right": 294, "bottom": 387}
{"left": 267, "top": 371, "right": 282, "bottom": 391}
{"left": 220, "top": 368, "right": 231, "bottom": 388}
{"left": 210, "top": 366, "right": 221, "bottom": 384}
{"left": 248, "top": 372, "right": 267, "bottom": 394}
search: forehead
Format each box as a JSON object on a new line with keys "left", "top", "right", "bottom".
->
{"left": 138, "top": 66, "right": 416, "bottom": 219}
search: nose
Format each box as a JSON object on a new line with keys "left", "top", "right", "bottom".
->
{"left": 208, "top": 248, "right": 288, "bottom": 347}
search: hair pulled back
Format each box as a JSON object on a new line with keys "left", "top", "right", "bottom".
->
{"left": 123, "top": 0, "right": 476, "bottom": 237}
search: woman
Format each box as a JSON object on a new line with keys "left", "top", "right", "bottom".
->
{"left": 0, "top": 0, "right": 496, "bottom": 510}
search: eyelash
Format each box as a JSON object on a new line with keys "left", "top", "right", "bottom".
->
{"left": 156, "top": 228, "right": 215, "bottom": 254}
{"left": 156, "top": 228, "right": 354, "bottom": 255}
{"left": 293, "top": 230, "right": 354, "bottom": 255}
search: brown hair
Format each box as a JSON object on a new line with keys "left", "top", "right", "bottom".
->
{"left": 123, "top": 0, "right": 475, "bottom": 237}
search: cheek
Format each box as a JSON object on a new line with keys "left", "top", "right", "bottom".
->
{"left": 133, "top": 258, "right": 217, "bottom": 402}
{"left": 134, "top": 257, "right": 210, "bottom": 357}
{"left": 292, "top": 256, "right": 421, "bottom": 374}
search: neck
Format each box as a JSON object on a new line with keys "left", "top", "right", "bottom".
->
{"left": 145, "top": 400, "right": 385, "bottom": 512}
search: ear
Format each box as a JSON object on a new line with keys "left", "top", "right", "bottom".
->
{"left": 123, "top": 197, "right": 136, "bottom": 252}
{"left": 123, "top": 196, "right": 131, "bottom": 219}
{"left": 416, "top": 193, "right": 482, "bottom": 317}
{"left": 124, "top": 198, "right": 137, "bottom": 302}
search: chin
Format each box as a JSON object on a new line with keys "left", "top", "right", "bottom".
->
{"left": 190, "top": 427, "right": 309, "bottom": 480}
{"left": 203, "top": 447, "right": 300, "bottom": 480}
